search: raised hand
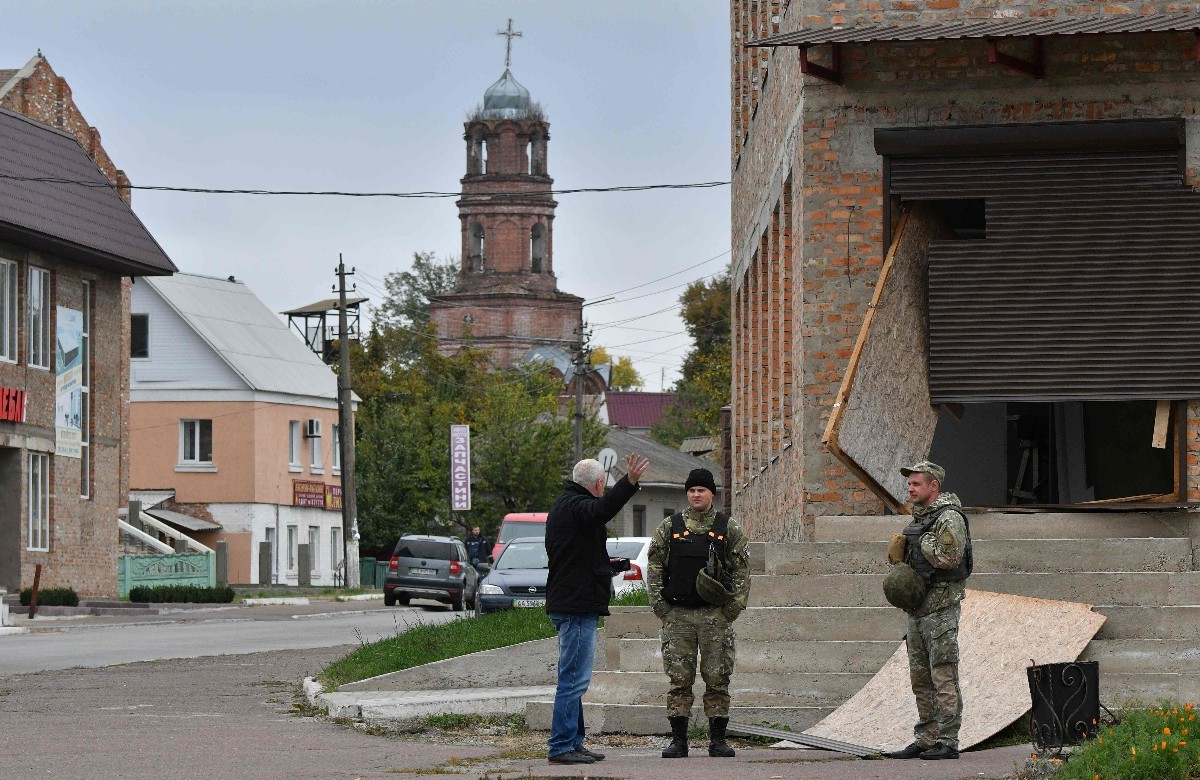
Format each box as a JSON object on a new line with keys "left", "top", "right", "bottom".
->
{"left": 625, "top": 453, "right": 650, "bottom": 484}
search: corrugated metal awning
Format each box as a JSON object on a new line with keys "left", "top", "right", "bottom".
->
{"left": 146, "top": 508, "right": 222, "bottom": 532}
{"left": 746, "top": 13, "right": 1200, "bottom": 47}
{"left": 878, "top": 121, "right": 1200, "bottom": 403}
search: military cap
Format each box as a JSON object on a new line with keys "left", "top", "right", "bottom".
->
{"left": 900, "top": 460, "right": 945, "bottom": 483}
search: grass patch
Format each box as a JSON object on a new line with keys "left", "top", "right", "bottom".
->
{"left": 975, "top": 717, "right": 1034, "bottom": 750}
{"left": 1034, "top": 703, "right": 1198, "bottom": 780}
{"left": 317, "top": 608, "right": 555, "bottom": 688}
{"left": 612, "top": 586, "right": 649, "bottom": 607}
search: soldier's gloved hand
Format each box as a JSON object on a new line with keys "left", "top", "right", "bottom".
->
{"left": 652, "top": 600, "right": 671, "bottom": 620}
{"left": 720, "top": 603, "right": 743, "bottom": 622}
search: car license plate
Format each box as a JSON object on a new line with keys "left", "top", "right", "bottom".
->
{"left": 410, "top": 568, "right": 436, "bottom": 576}
{"left": 512, "top": 599, "right": 543, "bottom": 608}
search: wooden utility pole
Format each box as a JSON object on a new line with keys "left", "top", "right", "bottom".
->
{"left": 336, "top": 256, "right": 361, "bottom": 588}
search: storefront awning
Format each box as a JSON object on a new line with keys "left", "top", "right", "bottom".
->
{"left": 146, "top": 508, "right": 221, "bottom": 532}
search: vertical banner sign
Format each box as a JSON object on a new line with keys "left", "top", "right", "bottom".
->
{"left": 450, "top": 424, "right": 471, "bottom": 511}
{"left": 55, "top": 306, "right": 83, "bottom": 458}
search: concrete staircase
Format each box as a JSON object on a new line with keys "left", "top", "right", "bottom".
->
{"left": 526, "top": 511, "right": 1200, "bottom": 734}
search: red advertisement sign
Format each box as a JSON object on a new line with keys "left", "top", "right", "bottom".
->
{"left": 326, "top": 484, "right": 343, "bottom": 511}
{"left": 293, "top": 480, "right": 326, "bottom": 508}
{"left": 0, "top": 387, "right": 26, "bottom": 423}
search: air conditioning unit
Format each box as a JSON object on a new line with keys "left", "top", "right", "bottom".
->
{"left": 304, "top": 419, "right": 322, "bottom": 438}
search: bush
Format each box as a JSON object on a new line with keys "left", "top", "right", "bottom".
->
{"left": 19, "top": 586, "right": 78, "bottom": 606}
{"left": 1049, "top": 703, "right": 1199, "bottom": 780}
{"left": 128, "top": 584, "right": 235, "bottom": 603}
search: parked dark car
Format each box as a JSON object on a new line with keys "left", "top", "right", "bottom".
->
{"left": 474, "top": 537, "right": 548, "bottom": 616}
{"left": 384, "top": 534, "right": 478, "bottom": 611}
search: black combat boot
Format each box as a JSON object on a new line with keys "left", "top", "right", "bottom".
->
{"left": 708, "top": 716, "right": 736, "bottom": 757}
{"left": 661, "top": 716, "right": 689, "bottom": 758}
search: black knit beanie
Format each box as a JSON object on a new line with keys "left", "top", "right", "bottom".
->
{"left": 684, "top": 468, "right": 716, "bottom": 494}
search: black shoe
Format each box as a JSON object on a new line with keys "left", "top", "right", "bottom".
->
{"left": 662, "top": 715, "right": 690, "bottom": 758}
{"left": 576, "top": 746, "right": 605, "bottom": 761}
{"left": 919, "top": 743, "right": 959, "bottom": 760}
{"left": 883, "top": 742, "right": 928, "bottom": 759}
{"left": 708, "top": 716, "right": 736, "bottom": 757}
{"left": 548, "top": 750, "right": 595, "bottom": 764}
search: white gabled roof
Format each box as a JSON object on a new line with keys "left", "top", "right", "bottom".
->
{"left": 144, "top": 273, "right": 341, "bottom": 401}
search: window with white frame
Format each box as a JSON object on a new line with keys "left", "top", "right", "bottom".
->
{"left": 27, "top": 453, "right": 49, "bottom": 551}
{"left": 288, "top": 420, "right": 301, "bottom": 468}
{"left": 0, "top": 258, "right": 16, "bottom": 362}
{"left": 308, "top": 527, "right": 320, "bottom": 574}
{"left": 80, "top": 281, "right": 91, "bottom": 499}
{"left": 27, "top": 266, "right": 50, "bottom": 369}
{"left": 332, "top": 424, "right": 341, "bottom": 472}
{"left": 287, "top": 525, "right": 298, "bottom": 572}
{"left": 331, "top": 526, "right": 342, "bottom": 571}
{"left": 130, "top": 313, "right": 150, "bottom": 359}
{"left": 310, "top": 427, "right": 322, "bottom": 472}
{"left": 180, "top": 419, "right": 213, "bottom": 464}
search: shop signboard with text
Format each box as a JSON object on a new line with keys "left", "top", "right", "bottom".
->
{"left": 55, "top": 306, "right": 83, "bottom": 458}
{"left": 450, "top": 424, "right": 471, "bottom": 511}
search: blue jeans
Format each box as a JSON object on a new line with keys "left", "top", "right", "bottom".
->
{"left": 547, "top": 612, "right": 598, "bottom": 757}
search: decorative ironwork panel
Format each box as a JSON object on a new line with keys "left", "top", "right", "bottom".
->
{"left": 1027, "top": 661, "right": 1100, "bottom": 753}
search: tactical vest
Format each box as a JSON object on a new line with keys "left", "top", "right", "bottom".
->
{"left": 661, "top": 512, "right": 730, "bottom": 607}
{"left": 902, "top": 504, "right": 973, "bottom": 585}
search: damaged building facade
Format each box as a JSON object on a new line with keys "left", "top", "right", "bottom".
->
{"left": 730, "top": 2, "right": 1200, "bottom": 539}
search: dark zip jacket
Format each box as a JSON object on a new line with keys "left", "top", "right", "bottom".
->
{"left": 545, "top": 475, "right": 638, "bottom": 616}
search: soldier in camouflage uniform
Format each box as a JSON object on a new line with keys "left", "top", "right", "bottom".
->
{"left": 884, "top": 461, "right": 972, "bottom": 762}
{"left": 646, "top": 468, "right": 750, "bottom": 759}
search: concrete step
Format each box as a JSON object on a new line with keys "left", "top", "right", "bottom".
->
{"left": 815, "top": 512, "right": 1193, "bottom": 542}
{"left": 604, "top": 606, "right": 907, "bottom": 642}
{"left": 612, "top": 637, "right": 898, "bottom": 674}
{"left": 587, "top": 670, "right": 873, "bottom": 708}
{"left": 1081, "top": 640, "right": 1200, "bottom": 674}
{"left": 1095, "top": 606, "right": 1200, "bottom": 641}
{"left": 1100, "top": 673, "right": 1200, "bottom": 705}
{"left": 761, "top": 538, "right": 1192, "bottom": 576}
{"left": 749, "top": 571, "right": 1200, "bottom": 608}
{"left": 525, "top": 700, "right": 832, "bottom": 735}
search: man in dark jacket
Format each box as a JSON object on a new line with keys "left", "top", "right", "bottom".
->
{"left": 464, "top": 526, "right": 489, "bottom": 565}
{"left": 544, "top": 452, "right": 649, "bottom": 765}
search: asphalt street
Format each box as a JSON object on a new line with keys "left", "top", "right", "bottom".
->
{"left": 0, "top": 601, "right": 1032, "bottom": 779}
{"left": 1, "top": 600, "right": 459, "bottom": 674}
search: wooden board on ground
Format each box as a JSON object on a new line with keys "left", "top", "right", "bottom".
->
{"left": 803, "top": 590, "right": 1106, "bottom": 752}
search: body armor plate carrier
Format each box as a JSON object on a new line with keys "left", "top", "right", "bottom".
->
{"left": 662, "top": 512, "right": 730, "bottom": 607}
{"left": 902, "top": 504, "right": 974, "bottom": 585}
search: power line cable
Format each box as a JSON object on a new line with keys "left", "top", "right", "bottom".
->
{"left": 586, "top": 250, "right": 730, "bottom": 301}
{"left": 0, "top": 172, "right": 729, "bottom": 198}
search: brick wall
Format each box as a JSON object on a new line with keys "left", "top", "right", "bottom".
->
{"left": 730, "top": 0, "right": 1200, "bottom": 540}
{"left": 0, "top": 55, "right": 132, "bottom": 204}
{"left": 0, "top": 241, "right": 125, "bottom": 595}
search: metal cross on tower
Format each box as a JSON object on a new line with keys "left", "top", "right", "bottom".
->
{"left": 497, "top": 18, "right": 523, "bottom": 68}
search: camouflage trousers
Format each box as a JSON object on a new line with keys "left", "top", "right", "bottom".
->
{"left": 906, "top": 603, "right": 962, "bottom": 750}
{"left": 660, "top": 605, "right": 736, "bottom": 717}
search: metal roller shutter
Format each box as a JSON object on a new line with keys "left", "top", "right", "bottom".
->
{"left": 880, "top": 122, "right": 1200, "bottom": 403}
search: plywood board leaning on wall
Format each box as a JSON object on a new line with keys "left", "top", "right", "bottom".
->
{"left": 823, "top": 202, "right": 957, "bottom": 511}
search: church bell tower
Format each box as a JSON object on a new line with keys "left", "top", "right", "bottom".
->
{"left": 429, "top": 20, "right": 584, "bottom": 370}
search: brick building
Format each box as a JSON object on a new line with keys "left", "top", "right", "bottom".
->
{"left": 429, "top": 65, "right": 590, "bottom": 378}
{"left": 0, "top": 54, "right": 176, "bottom": 594}
{"left": 729, "top": 3, "right": 1200, "bottom": 540}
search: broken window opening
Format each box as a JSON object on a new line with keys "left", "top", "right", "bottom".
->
{"left": 926, "top": 199, "right": 986, "bottom": 240}
{"left": 469, "top": 224, "right": 486, "bottom": 271}
{"left": 928, "top": 400, "right": 1177, "bottom": 507}
{"left": 530, "top": 223, "right": 545, "bottom": 273}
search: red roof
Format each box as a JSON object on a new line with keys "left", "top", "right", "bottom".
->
{"left": 606, "top": 392, "right": 676, "bottom": 431}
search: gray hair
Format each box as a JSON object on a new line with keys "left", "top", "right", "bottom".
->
{"left": 572, "top": 458, "right": 605, "bottom": 488}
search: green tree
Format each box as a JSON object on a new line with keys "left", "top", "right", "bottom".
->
{"left": 375, "top": 251, "right": 457, "bottom": 329}
{"left": 590, "top": 346, "right": 644, "bottom": 391}
{"left": 351, "top": 257, "right": 604, "bottom": 555}
{"left": 651, "top": 269, "right": 731, "bottom": 449}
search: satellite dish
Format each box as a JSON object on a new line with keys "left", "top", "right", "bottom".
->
{"left": 597, "top": 447, "right": 618, "bottom": 475}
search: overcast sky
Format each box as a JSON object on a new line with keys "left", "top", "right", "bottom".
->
{"left": 3, "top": 1, "right": 730, "bottom": 389}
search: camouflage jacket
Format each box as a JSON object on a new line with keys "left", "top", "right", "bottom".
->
{"left": 911, "top": 492, "right": 968, "bottom": 617}
{"left": 646, "top": 506, "right": 751, "bottom": 621}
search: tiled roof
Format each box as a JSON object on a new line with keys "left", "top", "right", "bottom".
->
{"left": 605, "top": 391, "right": 676, "bottom": 430}
{"left": 605, "top": 427, "right": 724, "bottom": 489}
{"left": 0, "top": 106, "right": 175, "bottom": 275}
{"left": 0, "top": 70, "right": 18, "bottom": 93}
